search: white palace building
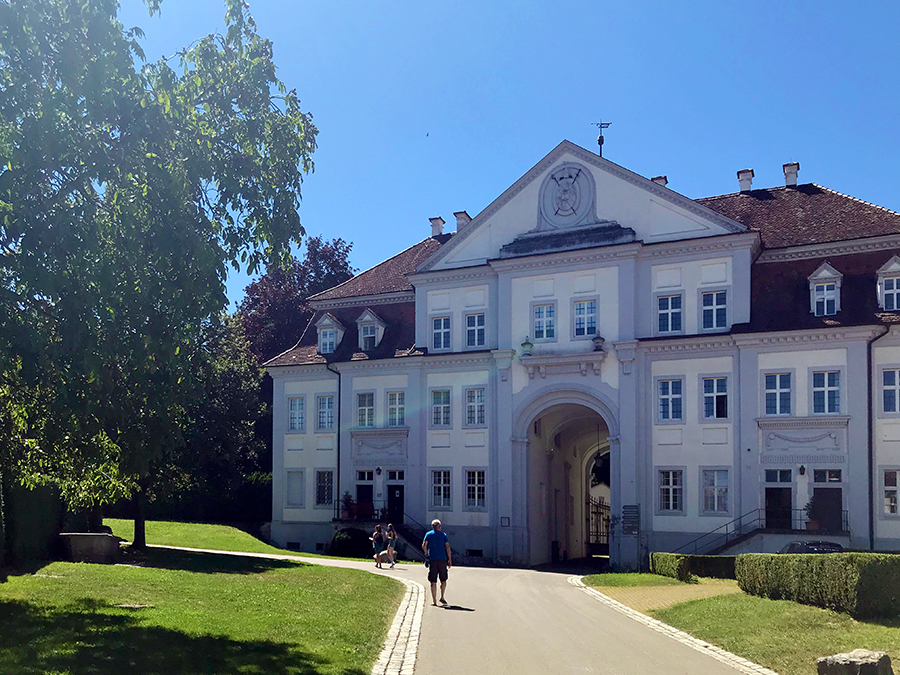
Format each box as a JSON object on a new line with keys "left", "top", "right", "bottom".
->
{"left": 265, "top": 140, "right": 900, "bottom": 569}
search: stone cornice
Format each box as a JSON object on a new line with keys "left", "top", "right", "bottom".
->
{"left": 407, "top": 265, "right": 497, "bottom": 286}
{"left": 732, "top": 325, "right": 884, "bottom": 347}
{"left": 757, "top": 234, "right": 900, "bottom": 263}
{"left": 350, "top": 428, "right": 410, "bottom": 440}
{"left": 519, "top": 350, "right": 607, "bottom": 379}
{"left": 757, "top": 416, "right": 850, "bottom": 430}
{"left": 638, "top": 231, "right": 760, "bottom": 260}
{"left": 639, "top": 336, "right": 736, "bottom": 355}
{"left": 489, "top": 242, "right": 642, "bottom": 274}
{"left": 310, "top": 291, "right": 415, "bottom": 311}
{"left": 417, "top": 140, "right": 746, "bottom": 273}
{"left": 265, "top": 364, "right": 331, "bottom": 378}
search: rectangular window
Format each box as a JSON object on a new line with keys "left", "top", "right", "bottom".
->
{"left": 465, "top": 388, "right": 486, "bottom": 426}
{"left": 317, "top": 395, "right": 334, "bottom": 430}
{"left": 361, "top": 324, "right": 377, "bottom": 350}
{"left": 533, "top": 304, "right": 555, "bottom": 340}
{"left": 658, "top": 470, "right": 683, "bottom": 512}
{"left": 357, "top": 393, "right": 374, "bottom": 427}
{"left": 886, "top": 470, "right": 899, "bottom": 515}
{"left": 812, "top": 371, "right": 841, "bottom": 414}
{"left": 765, "top": 469, "right": 792, "bottom": 483}
{"left": 288, "top": 397, "right": 305, "bottom": 431}
{"left": 658, "top": 295, "right": 683, "bottom": 333}
{"left": 813, "top": 469, "right": 842, "bottom": 483}
{"left": 885, "top": 278, "right": 900, "bottom": 311}
{"left": 387, "top": 391, "right": 405, "bottom": 427}
{"left": 701, "top": 290, "right": 727, "bottom": 329}
{"left": 387, "top": 470, "right": 405, "bottom": 481}
{"left": 658, "top": 379, "right": 683, "bottom": 421}
{"left": 319, "top": 329, "right": 336, "bottom": 354}
{"left": 574, "top": 300, "right": 598, "bottom": 337}
{"left": 315, "top": 470, "right": 333, "bottom": 506}
{"left": 466, "top": 470, "right": 486, "bottom": 508}
{"left": 432, "top": 317, "right": 451, "bottom": 350}
{"left": 466, "top": 313, "right": 486, "bottom": 347}
{"left": 814, "top": 283, "right": 837, "bottom": 316}
{"left": 702, "top": 377, "right": 728, "bottom": 419}
{"left": 286, "top": 471, "right": 304, "bottom": 507}
{"left": 432, "top": 470, "right": 451, "bottom": 508}
{"left": 884, "top": 369, "right": 900, "bottom": 413}
{"left": 432, "top": 389, "right": 451, "bottom": 426}
{"left": 702, "top": 470, "right": 728, "bottom": 513}
{"left": 357, "top": 470, "right": 374, "bottom": 482}
{"left": 765, "top": 373, "right": 792, "bottom": 415}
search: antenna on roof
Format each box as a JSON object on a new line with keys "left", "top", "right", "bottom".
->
{"left": 592, "top": 120, "right": 612, "bottom": 157}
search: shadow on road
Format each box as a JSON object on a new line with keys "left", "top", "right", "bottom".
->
{"left": 439, "top": 605, "right": 474, "bottom": 612}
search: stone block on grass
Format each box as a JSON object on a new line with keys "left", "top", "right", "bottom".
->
{"left": 817, "top": 649, "right": 893, "bottom": 675}
{"left": 60, "top": 533, "right": 124, "bottom": 564}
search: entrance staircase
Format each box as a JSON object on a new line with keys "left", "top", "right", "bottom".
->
{"left": 395, "top": 514, "right": 482, "bottom": 566}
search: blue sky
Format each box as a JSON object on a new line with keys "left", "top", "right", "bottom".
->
{"left": 118, "top": 1, "right": 900, "bottom": 308}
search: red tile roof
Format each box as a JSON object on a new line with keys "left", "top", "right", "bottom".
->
{"left": 307, "top": 234, "right": 453, "bottom": 302}
{"left": 698, "top": 184, "right": 900, "bottom": 249}
{"left": 263, "top": 302, "right": 420, "bottom": 367}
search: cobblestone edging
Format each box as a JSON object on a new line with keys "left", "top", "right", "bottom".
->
{"left": 372, "top": 577, "right": 426, "bottom": 675}
{"left": 568, "top": 576, "right": 778, "bottom": 675}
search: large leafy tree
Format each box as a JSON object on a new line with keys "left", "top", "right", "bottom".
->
{"left": 237, "top": 236, "right": 355, "bottom": 362}
{"left": 0, "top": 0, "right": 317, "bottom": 545}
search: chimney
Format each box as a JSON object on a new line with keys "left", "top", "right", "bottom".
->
{"left": 429, "top": 216, "right": 445, "bottom": 237}
{"left": 651, "top": 175, "right": 668, "bottom": 187}
{"left": 783, "top": 162, "right": 800, "bottom": 187}
{"left": 737, "top": 168, "right": 754, "bottom": 193}
{"left": 453, "top": 210, "right": 472, "bottom": 230}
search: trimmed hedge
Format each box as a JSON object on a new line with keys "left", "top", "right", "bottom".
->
{"left": 325, "top": 528, "right": 374, "bottom": 559}
{"left": 736, "top": 552, "right": 900, "bottom": 618}
{"left": 650, "top": 552, "right": 736, "bottom": 580}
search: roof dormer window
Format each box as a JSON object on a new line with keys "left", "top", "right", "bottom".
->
{"left": 355, "top": 308, "right": 386, "bottom": 352}
{"left": 808, "top": 262, "right": 842, "bottom": 317}
{"left": 314, "top": 313, "right": 345, "bottom": 355}
{"left": 877, "top": 255, "right": 900, "bottom": 312}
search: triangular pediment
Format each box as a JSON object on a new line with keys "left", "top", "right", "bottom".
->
{"left": 878, "top": 255, "right": 900, "bottom": 275}
{"left": 355, "top": 308, "right": 384, "bottom": 326}
{"left": 314, "top": 313, "right": 344, "bottom": 331}
{"left": 418, "top": 140, "right": 746, "bottom": 273}
{"left": 808, "top": 261, "right": 843, "bottom": 281}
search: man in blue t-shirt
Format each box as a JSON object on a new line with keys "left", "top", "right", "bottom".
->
{"left": 422, "top": 519, "right": 452, "bottom": 606}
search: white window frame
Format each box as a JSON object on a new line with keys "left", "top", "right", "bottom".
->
{"left": 465, "top": 313, "right": 486, "bottom": 348}
{"left": 357, "top": 469, "right": 374, "bottom": 482}
{"left": 464, "top": 387, "right": 486, "bottom": 428}
{"left": 656, "top": 293, "right": 683, "bottom": 335}
{"left": 700, "top": 289, "right": 728, "bottom": 331}
{"left": 764, "top": 372, "right": 793, "bottom": 416}
{"left": 764, "top": 469, "right": 792, "bottom": 484}
{"left": 387, "top": 391, "right": 406, "bottom": 427}
{"left": 360, "top": 323, "right": 377, "bottom": 351}
{"left": 884, "top": 468, "right": 900, "bottom": 518}
{"left": 356, "top": 392, "right": 375, "bottom": 428}
{"left": 808, "top": 262, "right": 842, "bottom": 316}
{"left": 657, "top": 468, "right": 684, "bottom": 514}
{"left": 812, "top": 370, "right": 841, "bottom": 414}
{"left": 882, "top": 276, "right": 900, "bottom": 311}
{"left": 656, "top": 378, "right": 684, "bottom": 423}
{"left": 430, "top": 388, "right": 451, "bottom": 428}
{"left": 701, "top": 468, "right": 729, "bottom": 515}
{"left": 701, "top": 376, "right": 728, "bottom": 420}
{"left": 432, "top": 316, "right": 451, "bottom": 351}
{"left": 288, "top": 397, "right": 305, "bottom": 432}
{"left": 532, "top": 302, "right": 557, "bottom": 342}
{"left": 464, "top": 468, "right": 487, "bottom": 511}
{"left": 882, "top": 368, "right": 900, "bottom": 415}
{"left": 314, "top": 469, "right": 334, "bottom": 508}
{"left": 572, "top": 298, "right": 598, "bottom": 339}
{"left": 316, "top": 395, "right": 335, "bottom": 431}
{"left": 318, "top": 329, "right": 336, "bottom": 354}
{"left": 431, "top": 468, "right": 452, "bottom": 510}
{"left": 812, "top": 469, "right": 842, "bottom": 483}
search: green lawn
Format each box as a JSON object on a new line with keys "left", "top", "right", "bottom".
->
{"left": 106, "top": 519, "right": 298, "bottom": 556}
{"left": 653, "top": 593, "right": 900, "bottom": 675}
{"left": 0, "top": 547, "right": 404, "bottom": 675}
{"left": 582, "top": 572, "right": 686, "bottom": 587}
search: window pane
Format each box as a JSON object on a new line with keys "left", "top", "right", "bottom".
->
{"left": 886, "top": 471, "right": 898, "bottom": 488}
{"left": 885, "top": 370, "right": 896, "bottom": 387}
{"left": 766, "top": 374, "right": 776, "bottom": 389}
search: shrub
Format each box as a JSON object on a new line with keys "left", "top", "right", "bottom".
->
{"left": 326, "top": 528, "right": 373, "bottom": 559}
{"left": 650, "top": 552, "right": 691, "bottom": 581}
{"left": 736, "top": 552, "right": 900, "bottom": 618}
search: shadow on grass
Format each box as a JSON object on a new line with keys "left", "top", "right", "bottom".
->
{"left": 123, "top": 547, "right": 307, "bottom": 575}
{"left": 1, "top": 559, "right": 55, "bottom": 583}
{"left": 0, "top": 598, "right": 364, "bottom": 675}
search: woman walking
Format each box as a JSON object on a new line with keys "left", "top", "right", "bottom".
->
{"left": 386, "top": 524, "right": 397, "bottom": 568}
{"left": 371, "top": 524, "right": 386, "bottom": 568}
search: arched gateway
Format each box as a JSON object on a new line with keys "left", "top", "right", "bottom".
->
{"left": 512, "top": 386, "right": 624, "bottom": 567}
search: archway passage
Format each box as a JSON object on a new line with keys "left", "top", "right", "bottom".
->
{"left": 526, "top": 403, "right": 611, "bottom": 566}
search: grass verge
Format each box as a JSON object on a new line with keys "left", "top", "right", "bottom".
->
{"left": 583, "top": 572, "right": 686, "bottom": 587}
{"left": 653, "top": 592, "right": 900, "bottom": 675}
{"left": 0, "top": 547, "right": 404, "bottom": 675}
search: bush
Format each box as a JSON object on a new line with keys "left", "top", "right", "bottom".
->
{"left": 736, "top": 552, "right": 900, "bottom": 618}
{"left": 650, "top": 552, "right": 691, "bottom": 581}
{"left": 326, "top": 528, "right": 373, "bottom": 559}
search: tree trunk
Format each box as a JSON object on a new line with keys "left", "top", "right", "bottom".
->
{"left": 132, "top": 479, "right": 147, "bottom": 549}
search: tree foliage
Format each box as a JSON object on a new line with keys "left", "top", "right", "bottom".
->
{"left": 237, "top": 236, "right": 355, "bottom": 361}
{"left": 0, "top": 0, "right": 317, "bottom": 508}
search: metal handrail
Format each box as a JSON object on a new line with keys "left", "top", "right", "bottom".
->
{"left": 671, "top": 509, "right": 764, "bottom": 555}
